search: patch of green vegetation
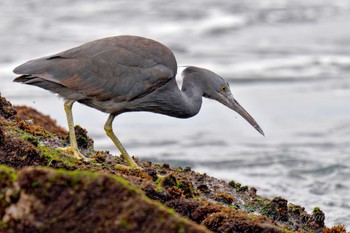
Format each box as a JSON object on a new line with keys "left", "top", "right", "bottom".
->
{"left": 118, "top": 219, "right": 130, "bottom": 229}
{"left": 37, "top": 145, "right": 77, "bottom": 168}
{"left": 312, "top": 206, "right": 322, "bottom": 214}
{"left": 288, "top": 203, "right": 302, "bottom": 215}
{"left": 238, "top": 185, "right": 248, "bottom": 192}
{"left": 0, "top": 220, "right": 8, "bottom": 230}
{"left": 312, "top": 206, "right": 325, "bottom": 224}
{"left": 31, "top": 181, "right": 40, "bottom": 188}
{"left": 256, "top": 198, "right": 274, "bottom": 218}
{"left": 5, "top": 126, "right": 29, "bottom": 141}
{"left": 0, "top": 165, "right": 17, "bottom": 182}
{"left": 21, "top": 135, "right": 39, "bottom": 146}
{"left": 0, "top": 165, "right": 18, "bottom": 214}
{"left": 230, "top": 203, "right": 240, "bottom": 210}
{"left": 177, "top": 224, "right": 185, "bottom": 233}
{"left": 5, "top": 123, "right": 54, "bottom": 142}
{"left": 243, "top": 197, "right": 261, "bottom": 213}
{"left": 254, "top": 197, "right": 266, "bottom": 205}
{"left": 228, "top": 180, "right": 248, "bottom": 192}
{"left": 280, "top": 228, "right": 295, "bottom": 233}
{"left": 155, "top": 177, "right": 162, "bottom": 185}
{"left": 48, "top": 169, "right": 100, "bottom": 191}
{"left": 177, "top": 182, "right": 185, "bottom": 189}
{"left": 156, "top": 186, "right": 164, "bottom": 192}
{"left": 228, "top": 180, "right": 236, "bottom": 188}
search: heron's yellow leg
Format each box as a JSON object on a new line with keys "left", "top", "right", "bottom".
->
{"left": 58, "top": 100, "right": 90, "bottom": 162}
{"left": 104, "top": 114, "right": 139, "bottom": 168}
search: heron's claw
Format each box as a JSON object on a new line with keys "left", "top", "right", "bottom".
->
{"left": 57, "top": 146, "right": 91, "bottom": 162}
{"left": 115, "top": 164, "right": 142, "bottom": 170}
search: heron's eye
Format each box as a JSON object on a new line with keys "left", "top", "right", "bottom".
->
{"left": 220, "top": 85, "right": 227, "bottom": 92}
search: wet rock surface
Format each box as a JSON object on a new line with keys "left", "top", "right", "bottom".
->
{"left": 0, "top": 94, "right": 347, "bottom": 233}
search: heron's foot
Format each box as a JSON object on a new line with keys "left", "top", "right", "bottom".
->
{"left": 57, "top": 146, "right": 91, "bottom": 162}
{"left": 115, "top": 163, "right": 142, "bottom": 170}
{"left": 120, "top": 154, "right": 142, "bottom": 169}
{"left": 115, "top": 155, "right": 142, "bottom": 170}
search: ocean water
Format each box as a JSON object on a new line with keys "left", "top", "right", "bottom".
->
{"left": 1, "top": 0, "right": 350, "bottom": 228}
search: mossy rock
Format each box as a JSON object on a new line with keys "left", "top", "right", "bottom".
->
{"left": 0, "top": 166, "right": 210, "bottom": 233}
{"left": 0, "top": 95, "right": 347, "bottom": 233}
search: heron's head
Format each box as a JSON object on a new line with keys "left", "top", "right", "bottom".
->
{"left": 182, "top": 66, "right": 264, "bottom": 136}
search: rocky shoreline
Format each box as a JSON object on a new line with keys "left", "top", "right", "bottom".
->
{"left": 0, "top": 94, "right": 347, "bottom": 233}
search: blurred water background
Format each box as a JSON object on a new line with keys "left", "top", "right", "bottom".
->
{"left": 1, "top": 0, "right": 350, "bottom": 228}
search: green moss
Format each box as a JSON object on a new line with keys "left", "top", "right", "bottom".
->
{"left": 0, "top": 165, "right": 17, "bottom": 182}
{"left": 176, "top": 179, "right": 195, "bottom": 198}
{"left": 260, "top": 203, "right": 273, "bottom": 217}
{"left": 49, "top": 169, "right": 101, "bottom": 191}
{"left": 230, "top": 204, "right": 240, "bottom": 210}
{"left": 177, "top": 182, "right": 185, "bottom": 189}
{"left": 31, "top": 181, "right": 40, "bottom": 188}
{"left": 0, "top": 165, "right": 18, "bottom": 217}
{"left": 5, "top": 121, "right": 55, "bottom": 141}
{"left": 279, "top": 227, "right": 295, "bottom": 233}
{"left": 228, "top": 180, "right": 236, "bottom": 188}
{"left": 228, "top": 180, "right": 248, "bottom": 192}
{"left": 238, "top": 185, "right": 248, "bottom": 192}
{"left": 255, "top": 198, "right": 274, "bottom": 218}
{"left": 118, "top": 219, "right": 130, "bottom": 229}
{"left": 21, "top": 134, "right": 30, "bottom": 141}
{"left": 2, "top": 126, "right": 20, "bottom": 137}
{"left": 5, "top": 127, "right": 28, "bottom": 140}
{"left": 156, "top": 186, "right": 164, "bottom": 192}
{"left": 312, "top": 206, "right": 325, "bottom": 225}
{"left": 176, "top": 169, "right": 184, "bottom": 173}
{"left": 177, "top": 224, "right": 185, "bottom": 233}
{"left": 38, "top": 145, "right": 77, "bottom": 168}
{"left": 160, "top": 174, "right": 178, "bottom": 189}
{"left": 288, "top": 203, "right": 303, "bottom": 215}
{"left": 21, "top": 135, "right": 39, "bottom": 147}
{"left": 244, "top": 196, "right": 264, "bottom": 213}
{"left": 0, "top": 220, "right": 7, "bottom": 229}
{"left": 155, "top": 177, "right": 162, "bottom": 185}
{"left": 312, "top": 206, "right": 322, "bottom": 214}
{"left": 55, "top": 169, "right": 142, "bottom": 195}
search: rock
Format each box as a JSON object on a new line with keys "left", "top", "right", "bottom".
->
{"left": 0, "top": 94, "right": 347, "bottom": 233}
{"left": 0, "top": 95, "right": 16, "bottom": 119}
{"left": 0, "top": 166, "right": 210, "bottom": 233}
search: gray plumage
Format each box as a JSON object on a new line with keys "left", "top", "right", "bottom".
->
{"left": 13, "top": 35, "right": 264, "bottom": 166}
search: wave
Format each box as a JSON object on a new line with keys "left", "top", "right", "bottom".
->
{"left": 212, "top": 55, "right": 350, "bottom": 82}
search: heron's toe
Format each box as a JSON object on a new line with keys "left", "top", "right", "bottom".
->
{"left": 57, "top": 146, "right": 91, "bottom": 162}
{"left": 74, "top": 151, "right": 91, "bottom": 162}
{"left": 115, "top": 163, "right": 143, "bottom": 171}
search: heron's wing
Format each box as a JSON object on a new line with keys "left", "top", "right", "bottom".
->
{"left": 14, "top": 36, "right": 177, "bottom": 102}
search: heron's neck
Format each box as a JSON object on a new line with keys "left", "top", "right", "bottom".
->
{"left": 134, "top": 78, "right": 203, "bottom": 118}
{"left": 177, "top": 77, "right": 203, "bottom": 118}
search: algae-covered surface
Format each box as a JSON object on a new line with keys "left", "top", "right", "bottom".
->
{"left": 0, "top": 94, "right": 347, "bottom": 233}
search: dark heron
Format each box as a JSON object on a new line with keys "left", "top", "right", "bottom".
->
{"left": 13, "top": 35, "right": 264, "bottom": 168}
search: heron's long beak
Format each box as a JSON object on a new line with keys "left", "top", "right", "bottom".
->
{"left": 218, "top": 93, "right": 265, "bottom": 136}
